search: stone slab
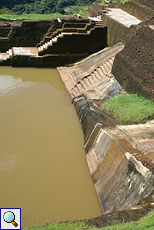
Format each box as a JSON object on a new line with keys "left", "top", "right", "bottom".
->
{"left": 105, "top": 8, "right": 141, "bottom": 28}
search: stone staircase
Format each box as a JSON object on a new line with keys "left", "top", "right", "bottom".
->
{"left": 58, "top": 42, "right": 124, "bottom": 100}
{"left": 38, "top": 32, "right": 63, "bottom": 54}
{"left": 70, "top": 56, "right": 115, "bottom": 98}
{"left": 38, "top": 20, "right": 103, "bottom": 56}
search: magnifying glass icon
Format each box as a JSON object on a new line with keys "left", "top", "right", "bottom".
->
{"left": 3, "top": 211, "right": 18, "bottom": 227}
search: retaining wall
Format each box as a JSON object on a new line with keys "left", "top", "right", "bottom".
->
{"left": 101, "top": 13, "right": 128, "bottom": 46}
{"left": 7, "top": 54, "right": 87, "bottom": 68}
{"left": 112, "top": 24, "right": 154, "bottom": 102}
{"left": 73, "top": 97, "right": 154, "bottom": 214}
{"left": 120, "top": 1, "right": 154, "bottom": 21}
{"left": 0, "top": 19, "right": 56, "bottom": 52}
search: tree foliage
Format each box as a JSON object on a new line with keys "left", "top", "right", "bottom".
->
{"left": 0, "top": 0, "right": 95, "bottom": 14}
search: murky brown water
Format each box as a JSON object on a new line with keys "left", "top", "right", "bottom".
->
{"left": 0, "top": 67, "right": 101, "bottom": 228}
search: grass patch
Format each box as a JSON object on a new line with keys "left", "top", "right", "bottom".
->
{"left": 0, "top": 13, "right": 63, "bottom": 20}
{"left": 23, "top": 221, "right": 88, "bottom": 230}
{"left": 101, "top": 0, "right": 130, "bottom": 6}
{"left": 0, "top": 11, "right": 89, "bottom": 20}
{"left": 101, "top": 94, "right": 154, "bottom": 123}
{"left": 98, "top": 209, "right": 154, "bottom": 230}
{"left": 23, "top": 209, "right": 154, "bottom": 229}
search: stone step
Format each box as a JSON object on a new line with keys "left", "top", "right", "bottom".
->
{"left": 96, "top": 67, "right": 106, "bottom": 78}
{"left": 101, "top": 63, "right": 110, "bottom": 75}
{"left": 71, "top": 86, "right": 80, "bottom": 97}
{"left": 93, "top": 70, "right": 102, "bottom": 80}
{"left": 84, "top": 77, "right": 92, "bottom": 88}
{"left": 91, "top": 72, "right": 98, "bottom": 82}
{"left": 6, "top": 49, "right": 12, "bottom": 58}
{"left": 58, "top": 33, "right": 63, "bottom": 38}
{"left": 87, "top": 75, "right": 95, "bottom": 84}
{"left": 43, "top": 43, "right": 48, "bottom": 49}
{"left": 80, "top": 79, "right": 88, "bottom": 89}
{"left": 38, "top": 34, "right": 60, "bottom": 53}
{"left": 99, "top": 64, "right": 108, "bottom": 75}
{"left": 76, "top": 83, "right": 84, "bottom": 94}
{"left": 52, "top": 36, "right": 58, "bottom": 43}
{"left": 104, "top": 62, "right": 111, "bottom": 73}
{"left": 48, "top": 40, "right": 53, "bottom": 46}
{"left": 0, "top": 53, "right": 8, "bottom": 61}
{"left": 106, "top": 60, "right": 112, "bottom": 71}
{"left": 95, "top": 22, "right": 104, "bottom": 27}
{"left": 108, "top": 57, "right": 114, "bottom": 66}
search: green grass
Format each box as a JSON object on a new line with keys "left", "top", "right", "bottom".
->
{"left": 23, "top": 209, "right": 154, "bottom": 230}
{"left": 64, "top": 5, "right": 89, "bottom": 17}
{"left": 101, "top": 94, "right": 154, "bottom": 123}
{"left": 0, "top": 10, "right": 89, "bottom": 20}
{"left": 99, "top": 209, "right": 154, "bottom": 230}
{"left": 0, "top": 13, "right": 63, "bottom": 20}
{"left": 101, "top": 0, "right": 130, "bottom": 6}
{"left": 23, "top": 221, "right": 88, "bottom": 230}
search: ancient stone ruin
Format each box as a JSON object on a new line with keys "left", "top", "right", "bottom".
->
{"left": 0, "top": 0, "right": 154, "bottom": 225}
{"left": 0, "top": 17, "right": 107, "bottom": 67}
{"left": 57, "top": 0, "right": 154, "bottom": 225}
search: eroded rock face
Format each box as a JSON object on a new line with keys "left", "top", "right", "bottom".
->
{"left": 73, "top": 97, "right": 154, "bottom": 215}
{"left": 112, "top": 24, "right": 154, "bottom": 102}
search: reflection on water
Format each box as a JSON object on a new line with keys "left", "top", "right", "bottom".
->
{"left": 0, "top": 67, "right": 101, "bottom": 228}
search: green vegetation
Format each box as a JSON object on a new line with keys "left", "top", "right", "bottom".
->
{"left": 0, "top": 0, "right": 94, "bottom": 15}
{"left": 111, "top": 0, "right": 129, "bottom": 4}
{"left": 101, "top": 0, "right": 130, "bottom": 6}
{"left": 24, "top": 221, "right": 88, "bottom": 230}
{"left": 0, "top": 0, "right": 131, "bottom": 19}
{"left": 23, "top": 209, "right": 154, "bottom": 229}
{"left": 101, "top": 94, "right": 154, "bottom": 123}
{"left": 0, "top": 13, "right": 63, "bottom": 20}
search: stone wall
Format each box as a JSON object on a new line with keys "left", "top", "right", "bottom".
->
{"left": 9, "top": 54, "right": 87, "bottom": 67}
{"left": 73, "top": 97, "right": 154, "bottom": 214}
{"left": 134, "top": 0, "right": 154, "bottom": 10}
{"left": 112, "top": 24, "right": 154, "bottom": 102}
{"left": 120, "top": 1, "right": 154, "bottom": 21}
{"left": 0, "top": 19, "right": 58, "bottom": 52}
{"left": 101, "top": 13, "right": 128, "bottom": 46}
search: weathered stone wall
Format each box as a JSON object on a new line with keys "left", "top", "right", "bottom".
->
{"left": 134, "top": 0, "right": 154, "bottom": 10}
{"left": 9, "top": 54, "right": 87, "bottom": 67}
{"left": 112, "top": 25, "right": 154, "bottom": 102}
{"left": 73, "top": 97, "right": 154, "bottom": 214}
{"left": 0, "top": 19, "right": 58, "bottom": 52}
{"left": 101, "top": 13, "right": 128, "bottom": 46}
{"left": 120, "top": 1, "right": 154, "bottom": 21}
